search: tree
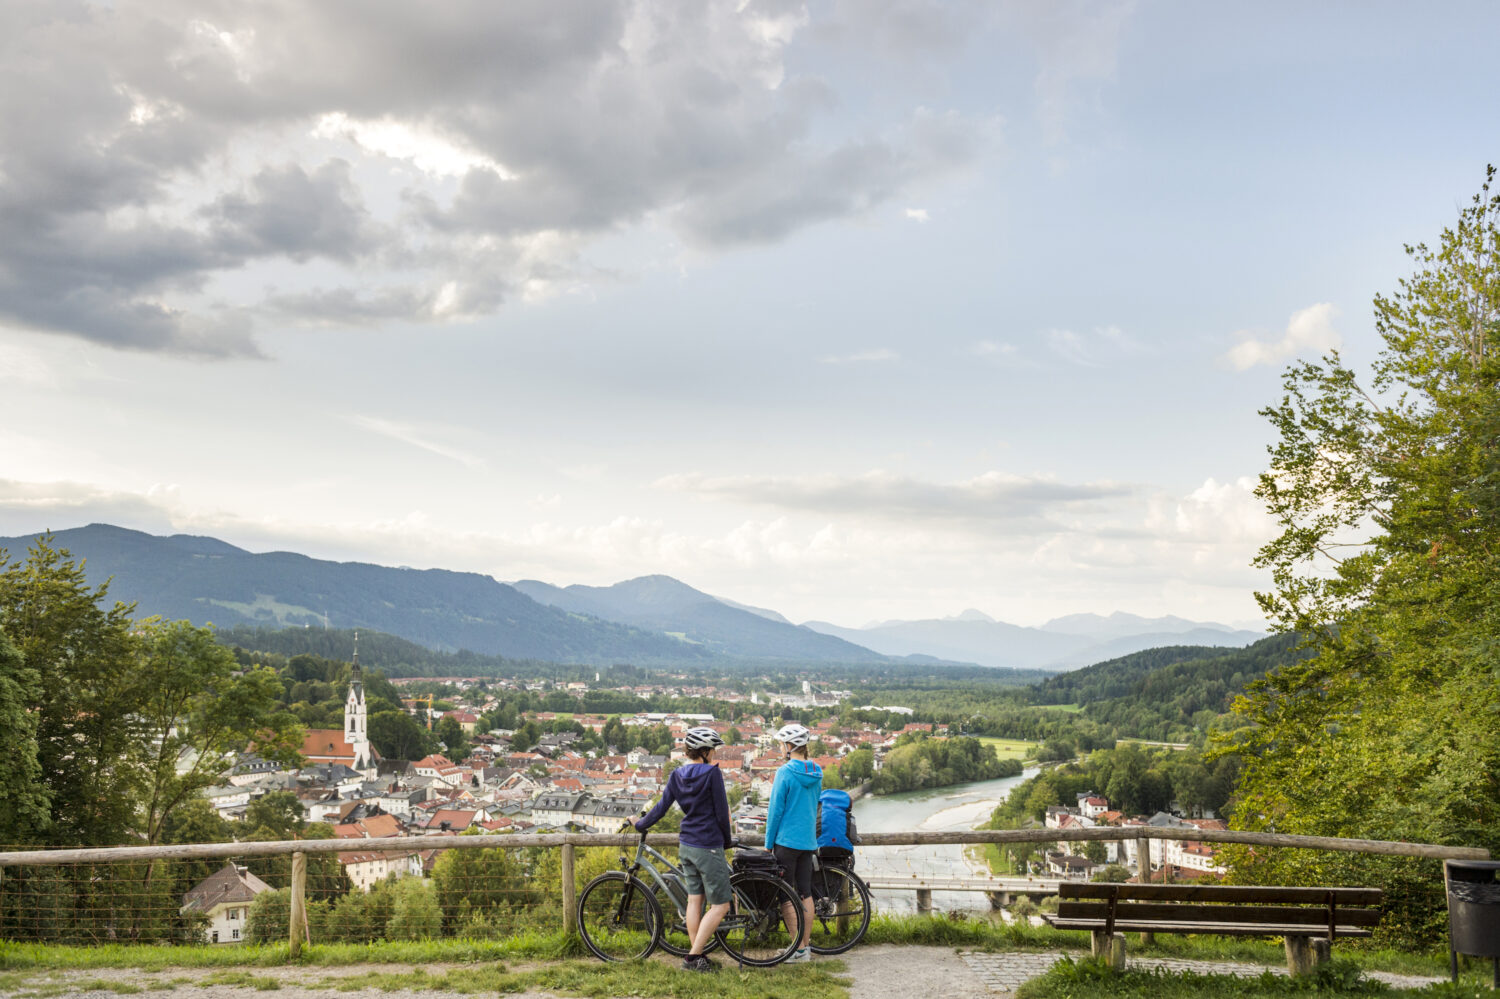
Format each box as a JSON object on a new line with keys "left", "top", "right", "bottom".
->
{"left": 0, "top": 536, "right": 145, "bottom": 845}
{"left": 371, "top": 709, "right": 433, "bottom": 760}
{"left": 0, "top": 631, "right": 47, "bottom": 843}
{"left": 1217, "top": 169, "right": 1500, "bottom": 946}
{"left": 435, "top": 715, "right": 470, "bottom": 759}
{"left": 135, "top": 619, "right": 303, "bottom": 844}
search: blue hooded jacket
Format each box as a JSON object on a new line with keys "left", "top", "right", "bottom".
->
{"left": 764, "top": 757, "right": 823, "bottom": 851}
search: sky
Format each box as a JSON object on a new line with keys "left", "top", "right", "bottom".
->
{"left": 2, "top": 0, "right": 1497, "bottom": 630}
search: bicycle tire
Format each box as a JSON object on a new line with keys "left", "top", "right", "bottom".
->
{"left": 577, "top": 872, "right": 661, "bottom": 962}
{"left": 808, "top": 865, "right": 871, "bottom": 955}
{"left": 715, "top": 870, "right": 805, "bottom": 967}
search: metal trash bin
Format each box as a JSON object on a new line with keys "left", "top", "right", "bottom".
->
{"left": 1445, "top": 859, "right": 1500, "bottom": 987}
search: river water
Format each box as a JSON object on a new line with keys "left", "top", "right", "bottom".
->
{"left": 851, "top": 767, "right": 1039, "bottom": 913}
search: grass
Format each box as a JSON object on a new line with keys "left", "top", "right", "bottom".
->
{"left": 306, "top": 959, "right": 847, "bottom": 999}
{"left": 976, "top": 737, "right": 1041, "bottom": 760}
{"left": 0, "top": 919, "right": 1471, "bottom": 996}
{"left": 0, "top": 931, "right": 578, "bottom": 972}
{"left": 1013, "top": 955, "right": 1500, "bottom": 999}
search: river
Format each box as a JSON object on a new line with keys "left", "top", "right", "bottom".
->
{"left": 851, "top": 767, "right": 1039, "bottom": 913}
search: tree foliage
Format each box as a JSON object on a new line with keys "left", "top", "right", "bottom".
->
{"left": 1216, "top": 169, "right": 1500, "bottom": 946}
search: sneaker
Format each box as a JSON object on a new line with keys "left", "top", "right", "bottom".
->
{"left": 682, "top": 954, "right": 719, "bottom": 972}
{"left": 784, "top": 947, "right": 811, "bottom": 964}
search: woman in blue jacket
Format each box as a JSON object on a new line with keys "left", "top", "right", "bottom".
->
{"left": 635, "top": 727, "right": 732, "bottom": 972}
{"left": 764, "top": 722, "right": 821, "bottom": 963}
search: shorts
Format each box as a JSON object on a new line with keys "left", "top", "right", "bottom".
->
{"left": 678, "top": 844, "right": 732, "bottom": 906}
{"left": 773, "top": 844, "right": 814, "bottom": 898}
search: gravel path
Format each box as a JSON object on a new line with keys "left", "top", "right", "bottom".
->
{"left": 0, "top": 948, "right": 1447, "bottom": 999}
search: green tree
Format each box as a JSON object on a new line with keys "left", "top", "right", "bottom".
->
{"left": 136, "top": 619, "right": 303, "bottom": 844}
{"left": 435, "top": 715, "right": 470, "bottom": 759}
{"left": 1218, "top": 169, "right": 1500, "bottom": 946}
{"left": 0, "top": 537, "right": 144, "bottom": 845}
{"left": 0, "top": 631, "right": 47, "bottom": 843}
{"left": 370, "top": 708, "right": 433, "bottom": 760}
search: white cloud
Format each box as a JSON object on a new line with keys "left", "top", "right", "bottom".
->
{"left": 1226, "top": 303, "right": 1341, "bottom": 370}
{"left": 905, "top": 207, "right": 930, "bottom": 222}
{"left": 346, "top": 415, "right": 487, "bottom": 469}
{"left": 819, "top": 348, "right": 900, "bottom": 364}
{"left": 1044, "top": 325, "right": 1139, "bottom": 366}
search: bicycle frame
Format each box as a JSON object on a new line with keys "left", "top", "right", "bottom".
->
{"left": 618, "top": 836, "right": 692, "bottom": 921}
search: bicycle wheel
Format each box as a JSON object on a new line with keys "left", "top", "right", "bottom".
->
{"left": 808, "top": 865, "right": 871, "bottom": 955}
{"left": 715, "top": 870, "right": 804, "bottom": 967}
{"left": 577, "top": 872, "right": 661, "bottom": 962}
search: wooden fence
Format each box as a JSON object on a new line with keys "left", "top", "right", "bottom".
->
{"left": 0, "top": 827, "right": 1487, "bottom": 957}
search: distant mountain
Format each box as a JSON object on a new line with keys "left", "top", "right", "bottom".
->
{"left": 804, "top": 616, "right": 1079, "bottom": 669}
{"left": 1040, "top": 611, "right": 1236, "bottom": 640}
{"left": 510, "top": 575, "right": 884, "bottom": 662}
{"left": 0, "top": 525, "right": 708, "bottom": 664}
{"left": 804, "top": 611, "right": 1263, "bottom": 671}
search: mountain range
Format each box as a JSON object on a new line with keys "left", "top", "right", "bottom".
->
{"left": 0, "top": 524, "right": 1262, "bottom": 670}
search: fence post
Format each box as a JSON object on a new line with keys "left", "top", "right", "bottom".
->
{"left": 1135, "top": 833, "right": 1154, "bottom": 945}
{"left": 288, "top": 851, "right": 307, "bottom": 959}
{"left": 916, "top": 888, "right": 933, "bottom": 915}
{"left": 561, "top": 843, "right": 577, "bottom": 935}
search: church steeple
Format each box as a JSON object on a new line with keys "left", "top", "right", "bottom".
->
{"left": 345, "top": 631, "right": 371, "bottom": 773}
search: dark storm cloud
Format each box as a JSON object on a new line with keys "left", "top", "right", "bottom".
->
{"left": 0, "top": 0, "right": 989, "bottom": 356}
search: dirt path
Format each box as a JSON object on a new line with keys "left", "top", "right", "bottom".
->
{"left": 0, "top": 947, "right": 989, "bottom": 999}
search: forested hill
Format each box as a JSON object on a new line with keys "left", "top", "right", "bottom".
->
{"left": 1027, "top": 633, "right": 1311, "bottom": 742}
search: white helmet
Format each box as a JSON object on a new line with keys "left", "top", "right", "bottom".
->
{"left": 775, "top": 723, "right": 810, "bottom": 747}
{"left": 684, "top": 726, "right": 723, "bottom": 751}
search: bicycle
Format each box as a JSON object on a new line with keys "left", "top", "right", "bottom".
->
{"left": 577, "top": 826, "right": 807, "bottom": 967}
{"left": 807, "top": 850, "right": 872, "bottom": 955}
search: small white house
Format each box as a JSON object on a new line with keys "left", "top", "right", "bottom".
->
{"left": 180, "top": 864, "right": 273, "bottom": 944}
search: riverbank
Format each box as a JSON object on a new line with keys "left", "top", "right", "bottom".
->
{"left": 850, "top": 769, "right": 1037, "bottom": 912}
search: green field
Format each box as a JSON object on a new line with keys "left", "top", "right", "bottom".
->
{"left": 977, "top": 737, "right": 1040, "bottom": 759}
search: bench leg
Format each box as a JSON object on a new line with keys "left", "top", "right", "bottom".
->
{"left": 1092, "top": 930, "right": 1127, "bottom": 970}
{"left": 1285, "top": 936, "right": 1330, "bottom": 976}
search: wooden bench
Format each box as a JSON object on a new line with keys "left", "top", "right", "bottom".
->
{"left": 1043, "top": 882, "right": 1383, "bottom": 975}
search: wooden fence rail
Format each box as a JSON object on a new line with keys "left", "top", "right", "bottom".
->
{"left": 0, "top": 828, "right": 1486, "bottom": 955}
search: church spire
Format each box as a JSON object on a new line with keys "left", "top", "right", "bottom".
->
{"left": 345, "top": 631, "right": 370, "bottom": 773}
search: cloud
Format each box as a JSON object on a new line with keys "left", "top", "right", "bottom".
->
{"left": 999, "top": 0, "right": 1134, "bottom": 147}
{"left": 656, "top": 469, "right": 1131, "bottom": 528}
{"left": 1226, "top": 303, "right": 1341, "bottom": 370}
{"left": 1045, "top": 325, "right": 1140, "bottom": 366}
{"left": 346, "top": 415, "right": 487, "bottom": 469}
{"left": 905, "top": 207, "right": 930, "bottom": 222}
{"left": 972, "top": 340, "right": 1019, "bottom": 359}
{"left": 0, "top": 479, "right": 179, "bottom": 538}
{"left": 0, "top": 1, "right": 989, "bottom": 356}
{"left": 819, "top": 348, "right": 899, "bottom": 364}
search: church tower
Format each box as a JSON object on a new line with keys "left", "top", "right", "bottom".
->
{"left": 345, "top": 632, "right": 373, "bottom": 774}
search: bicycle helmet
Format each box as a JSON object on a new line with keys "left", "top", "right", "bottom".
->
{"left": 683, "top": 726, "right": 724, "bottom": 751}
{"left": 775, "top": 723, "right": 810, "bottom": 747}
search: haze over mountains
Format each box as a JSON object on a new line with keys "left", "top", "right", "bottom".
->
{"left": 1, "top": 524, "right": 1262, "bottom": 670}
{"left": 803, "top": 609, "right": 1265, "bottom": 670}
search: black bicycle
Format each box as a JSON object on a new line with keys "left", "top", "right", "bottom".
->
{"left": 808, "top": 850, "right": 872, "bottom": 954}
{"left": 577, "top": 829, "right": 806, "bottom": 967}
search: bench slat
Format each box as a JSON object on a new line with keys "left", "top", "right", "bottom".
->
{"left": 1057, "top": 901, "right": 1381, "bottom": 927}
{"left": 1058, "top": 884, "right": 1381, "bottom": 906}
{"left": 1046, "top": 917, "right": 1373, "bottom": 938}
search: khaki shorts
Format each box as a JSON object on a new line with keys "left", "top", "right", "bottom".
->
{"left": 678, "top": 845, "right": 732, "bottom": 906}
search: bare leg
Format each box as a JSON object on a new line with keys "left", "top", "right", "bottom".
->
{"left": 691, "top": 901, "right": 730, "bottom": 957}
{"left": 800, "top": 896, "right": 813, "bottom": 950}
{"left": 685, "top": 894, "right": 704, "bottom": 951}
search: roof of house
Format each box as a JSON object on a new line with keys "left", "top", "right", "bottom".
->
{"left": 181, "top": 864, "right": 273, "bottom": 912}
{"left": 301, "top": 729, "right": 357, "bottom": 760}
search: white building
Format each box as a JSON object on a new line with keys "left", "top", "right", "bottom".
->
{"left": 180, "top": 864, "right": 272, "bottom": 944}
{"left": 339, "top": 850, "right": 424, "bottom": 892}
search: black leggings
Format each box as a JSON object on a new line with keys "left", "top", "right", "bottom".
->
{"left": 773, "top": 845, "right": 814, "bottom": 898}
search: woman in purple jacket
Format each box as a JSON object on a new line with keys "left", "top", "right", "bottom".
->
{"left": 635, "top": 726, "right": 733, "bottom": 972}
